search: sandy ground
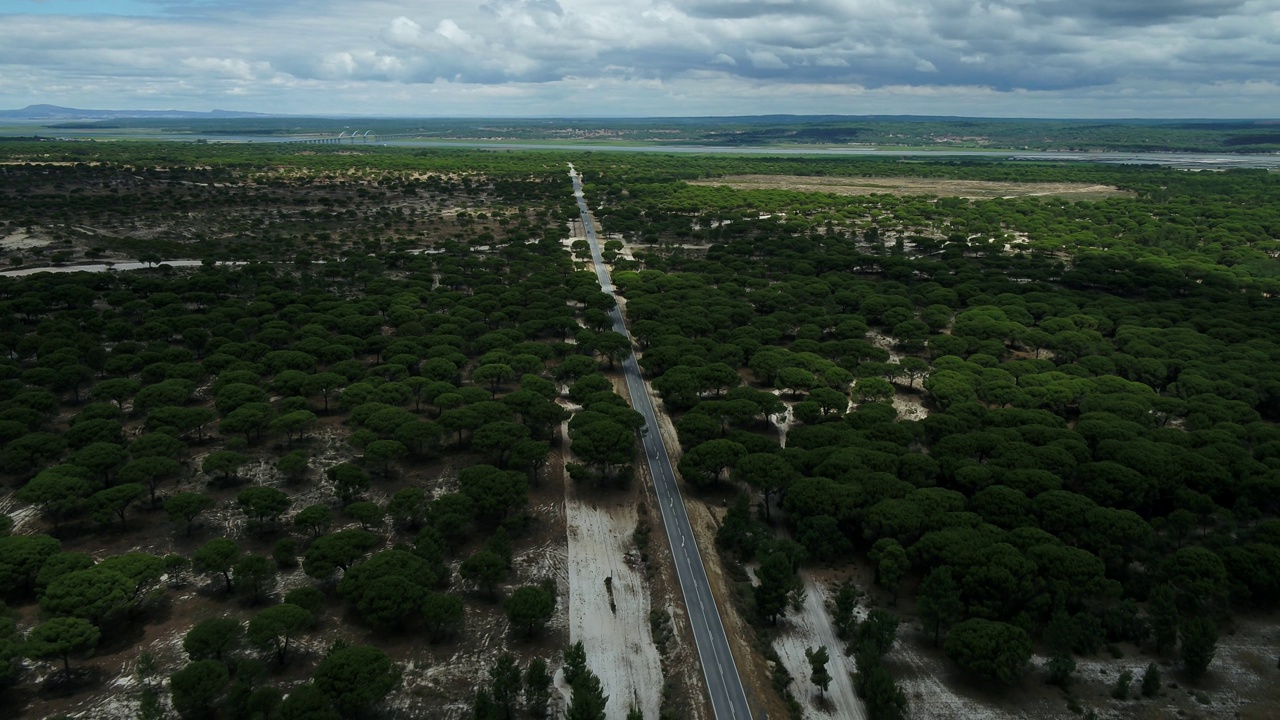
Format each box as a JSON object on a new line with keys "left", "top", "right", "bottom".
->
{"left": 865, "top": 330, "right": 904, "bottom": 364}
{"left": 0, "top": 229, "right": 51, "bottom": 250}
{"left": 563, "top": 488, "right": 664, "bottom": 719}
{"left": 891, "top": 611, "right": 1280, "bottom": 720}
{"left": 0, "top": 490, "right": 39, "bottom": 534}
{"left": 689, "top": 175, "right": 1129, "bottom": 200}
{"left": 559, "top": 405, "right": 664, "bottom": 719}
{"left": 891, "top": 393, "right": 931, "bottom": 421}
{"left": 769, "top": 575, "right": 867, "bottom": 719}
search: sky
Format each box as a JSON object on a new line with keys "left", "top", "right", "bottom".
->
{"left": 1, "top": 0, "right": 1278, "bottom": 118}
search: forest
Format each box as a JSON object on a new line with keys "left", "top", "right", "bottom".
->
{"left": 578, "top": 152, "right": 1280, "bottom": 718}
{"left": 0, "top": 140, "right": 1278, "bottom": 720}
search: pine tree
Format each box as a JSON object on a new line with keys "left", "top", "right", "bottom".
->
{"left": 488, "top": 652, "right": 521, "bottom": 719}
{"left": 1141, "top": 662, "right": 1161, "bottom": 697}
{"left": 1148, "top": 584, "right": 1178, "bottom": 656}
{"left": 1179, "top": 616, "right": 1217, "bottom": 682}
{"left": 524, "top": 657, "right": 552, "bottom": 719}
{"left": 567, "top": 668, "right": 608, "bottom": 720}
{"left": 806, "top": 646, "right": 832, "bottom": 696}
{"left": 918, "top": 567, "right": 962, "bottom": 647}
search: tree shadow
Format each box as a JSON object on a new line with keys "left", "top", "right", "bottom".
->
{"left": 37, "top": 666, "right": 108, "bottom": 699}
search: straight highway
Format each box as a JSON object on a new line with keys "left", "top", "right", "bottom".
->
{"left": 569, "top": 164, "right": 755, "bottom": 720}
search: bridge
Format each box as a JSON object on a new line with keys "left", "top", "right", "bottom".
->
{"left": 287, "top": 131, "right": 429, "bottom": 145}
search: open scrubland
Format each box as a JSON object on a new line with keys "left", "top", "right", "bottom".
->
{"left": 1, "top": 141, "right": 1279, "bottom": 720}
{"left": 688, "top": 174, "right": 1129, "bottom": 201}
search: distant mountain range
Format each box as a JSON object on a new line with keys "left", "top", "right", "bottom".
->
{"left": 0, "top": 104, "right": 274, "bottom": 120}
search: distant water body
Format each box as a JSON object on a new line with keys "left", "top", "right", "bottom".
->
{"left": 4, "top": 128, "right": 1279, "bottom": 170}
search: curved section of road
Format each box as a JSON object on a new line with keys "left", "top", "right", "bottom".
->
{"left": 569, "top": 164, "right": 754, "bottom": 720}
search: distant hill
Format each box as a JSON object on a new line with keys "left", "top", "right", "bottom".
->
{"left": 0, "top": 104, "right": 274, "bottom": 120}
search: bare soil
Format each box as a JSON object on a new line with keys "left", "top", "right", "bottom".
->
{"left": 689, "top": 175, "right": 1131, "bottom": 200}
{"left": 769, "top": 574, "right": 866, "bottom": 719}
{"left": 560, "top": 414, "right": 665, "bottom": 720}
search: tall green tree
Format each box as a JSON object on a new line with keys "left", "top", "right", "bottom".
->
{"left": 182, "top": 618, "right": 242, "bottom": 662}
{"left": 754, "top": 551, "right": 802, "bottom": 625}
{"left": 489, "top": 652, "right": 522, "bottom": 719}
{"left": 0, "top": 534, "right": 61, "bottom": 597}
{"left": 90, "top": 482, "right": 146, "bottom": 531}
{"left": 15, "top": 467, "right": 91, "bottom": 531}
{"left": 40, "top": 567, "right": 134, "bottom": 625}
{"left": 524, "top": 657, "right": 553, "bottom": 719}
{"left": 170, "top": 660, "right": 229, "bottom": 720}
{"left": 505, "top": 584, "right": 556, "bottom": 637}
{"left": 313, "top": 645, "right": 399, "bottom": 717}
{"left": 806, "top": 646, "right": 831, "bottom": 697}
{"left": 1180, "top": 616, "right": 1218, "bottom": 682}
{"left": 944, "top": 619, "right": 1032, "bottom": 686}
{"left": 25, "top": 616, "right": 100, "bottom": 680}
{"left": 193, "top": 538, "right": 240, "bottom": 593}
{"left": 917, "top": 567, "right": 964, "bottom": 647}
{"left": 233, "top": 555, "right": 277, "bottom": 605}
{"left": 247, "top": 603, "right": 312, "bottom": 666}
{"left": 566, "top": 667, "right": 608, "bottom": 720}
{"left": 166, "top": 492, "right": 214, "bottom": 537}
{"left": 1149, "top": 584, "right": 1179, "bottom": 656}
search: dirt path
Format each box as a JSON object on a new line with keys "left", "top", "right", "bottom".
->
{"left": 771, "top": 576, "right": 866, "bottom": 719}
{"left": 560, "top": 420, "right": 664, "bottom": 719}
{"left": 564, "top": 492, "right": 663, "bottom": 719}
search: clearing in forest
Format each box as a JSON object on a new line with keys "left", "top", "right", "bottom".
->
{"left": 560, "top": 434, "right": 664, "bottom": 719}
{"left": 770, "top": 576, "right": 866, "bottom": 720}
{"left": 689, "top": 175, "right": 1129, "bottom": 200}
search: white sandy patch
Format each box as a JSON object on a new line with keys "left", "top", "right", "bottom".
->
{"left": 0, "top": 260, "right": 250, "bottom": 277}
{"left": 565, "top": 494, "right": 663, "bottom": 719}
{"left": 0, "top": 229, "right": 49, "bottom": 250}
{"left": 0, "top": 490, "right": 39, "bottom": 534}
{"left": 768, "top": 388, "right": 797, "bottom": 448}
{"left": 865, "top": 331, "right": 903, "bottom": 363}
{"left": 894, "top": 633, "right": 1025, "bottom": 720}
{"left": 891, "top": 393, "right": 930, "bottom": 421}
{"left": 768, "top": 575, "right": 867, "bottom": 719}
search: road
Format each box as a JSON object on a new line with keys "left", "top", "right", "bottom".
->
{"left": 569, "top": 164, "right": 755, "bottom": 720}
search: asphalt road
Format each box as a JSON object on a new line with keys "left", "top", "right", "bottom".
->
{"left": 569, "top": 165, "right": 755, "bottom": 720}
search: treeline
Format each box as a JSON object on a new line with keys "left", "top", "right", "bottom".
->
{"left": 582, "top": 157, "right": 1280, "bottom": 295}
{"left": 27, "top": 115, "right": 1280, "bottom": 152}
{"left": 0, "top": 145, "right": 582, "bottom": 270}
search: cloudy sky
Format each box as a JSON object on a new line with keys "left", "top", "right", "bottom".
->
{"left": 1, "top": 0, "right": 1278, "bottom": 117}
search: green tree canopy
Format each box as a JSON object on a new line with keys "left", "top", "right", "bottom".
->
{"left": 944, "top": 618, "right": 1032, "bottom": 686}
{"left": 313, "top": 645, "right": 399, "bottom": 717}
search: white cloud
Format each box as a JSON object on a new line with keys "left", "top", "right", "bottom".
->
{"left": 747, "top": 49, "right": 788, "bottom": 69}
{"left": 0, "top": 0, "right": 1275, "bottom": 116}
{"left": 386, "top": 16, "right": 423, "bottom": 46}
{"left": 434, "top": 18, "right": 472, "bottom": 45}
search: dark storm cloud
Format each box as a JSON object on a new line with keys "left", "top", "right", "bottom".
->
{"left": 1030, "top": 0, "right": 1251, "bottom": 25}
